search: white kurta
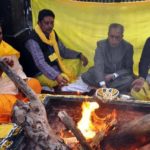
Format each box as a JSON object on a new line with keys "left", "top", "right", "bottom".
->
{"left": 0, "top": 55, "right": 27, "bottom": 95}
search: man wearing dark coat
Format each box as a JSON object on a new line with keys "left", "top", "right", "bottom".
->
{"left": 139, "top": 37, "right": 150, "bottom": 79}
{"left": 62, "top": 23, "right": 134, "bottom": 93}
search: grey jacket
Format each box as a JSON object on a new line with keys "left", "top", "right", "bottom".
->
{"left": 82, "top": 39, "right": 134, "bottom": 87}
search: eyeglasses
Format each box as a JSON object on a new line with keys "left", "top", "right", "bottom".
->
{"left": 109, "top": 35, "right": 122, "bottom": 40}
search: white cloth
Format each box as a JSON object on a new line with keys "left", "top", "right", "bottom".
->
{"left": 61, "top": 76, "right": 92, "bottom": 93}
{"left": 0, "top": 55, "right": 27, "bottom": 95}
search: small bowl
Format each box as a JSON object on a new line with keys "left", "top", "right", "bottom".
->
{"left": 95, "top": 88, "right": 119, "bottom": 101}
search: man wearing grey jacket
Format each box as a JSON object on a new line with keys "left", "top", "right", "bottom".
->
{"left": 62, "top": 23, "right": 134, "bottom": 93}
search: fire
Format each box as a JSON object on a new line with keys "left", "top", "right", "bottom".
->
{"left": 77, "top": 101, "right": 116, "bottom": 140}
{"left": 77, "top": 101, "right": 99, "bottom": 139}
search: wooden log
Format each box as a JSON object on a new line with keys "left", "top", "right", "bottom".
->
{"left": 102, "top": 113, "right": 150, "bottom": 150}
{"left": 0, "top": 59, "right": 69, "bottom": 150}
{"left": 90, "top": 131, "right": 105, "bottom": 150}
{"left": 58, "top": 111, "right": 92, "bottom": 150}
{"left": 91, "top": 117, "right": 117, "bottom": 149}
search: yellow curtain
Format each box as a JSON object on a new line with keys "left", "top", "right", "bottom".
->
{"left": 31, "top": 0, "right": 150, "bottom": 74}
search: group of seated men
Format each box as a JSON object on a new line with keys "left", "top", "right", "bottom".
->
{"left": 0, "top": 9, "right": 149, "bottom": 123}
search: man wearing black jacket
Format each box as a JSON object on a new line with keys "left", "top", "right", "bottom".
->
{"left": 139, "top": 37, "right": 150, "bottom": 79}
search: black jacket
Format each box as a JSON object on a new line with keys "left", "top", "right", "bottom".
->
{"left": 139, "top": 37, "right": 150, "bottom": 78}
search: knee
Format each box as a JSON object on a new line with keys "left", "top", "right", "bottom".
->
{"left": 27, "top": 78, "right": 42, "bottom": 94}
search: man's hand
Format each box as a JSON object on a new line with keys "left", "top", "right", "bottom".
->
{"left": 105, "top": 74, "right": 114, "bottom": 82}
{"left": 3, "top": 58, "right": 14, "bottom": 67}
{"left": 56, "top": 74, "right": 69, "bottom": 86}
{"left": 80, "top": 54, "right": 88, "bottom": 67}
{"left": 131, "top": 77, "right": 145, "bottom": 92}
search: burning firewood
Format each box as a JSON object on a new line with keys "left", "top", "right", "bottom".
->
{"left": 91, "top": 114, "right": 117, "bottom": 149}
{"left": 58, "top": 111, "right": 92, "bottom": 150}
{"left": 101, "top": 112, "right": 150, "bottom": 150}
{"left": 58, "top": 101, "right": 118, "bottom": 150}
{"left": 0, "top": 59, "right": 69, "bottom": 149}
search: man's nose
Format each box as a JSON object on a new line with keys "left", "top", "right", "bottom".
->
{"left": 112, "top": 38, "right": 118, "bottom": 43}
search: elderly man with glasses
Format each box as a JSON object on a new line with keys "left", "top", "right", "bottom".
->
{"left": 62, "top": 23, "right": 134, "bottom": 93}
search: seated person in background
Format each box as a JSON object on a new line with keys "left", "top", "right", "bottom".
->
{"left": 131, "top": 77, "right": 150, "bottom": 100}
{"left": 131, "top": 37, "right": 150, "bottom": 100}
{"left": 24, "top": 9, "right": 88, "bottom": 88}
{"left": 62, "top": 23, "right": 134, "bottom": 93}
{"left": 0, "top": 24, "right": 42, "bottom": 123}
{"left": 139, "top": 37, "right": 150, "bottom": 80}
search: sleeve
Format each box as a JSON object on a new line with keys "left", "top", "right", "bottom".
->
{"left": 2, "top": 55, "right": 27, "bottom": 79}
{"left": 93, "top": 41, "right": 105, "bottom": 84}
{"left": 116, "top": 44, "right": 134, "bottom": 76}
{"left": 139, "top": 38, "right": 150, "bottom": 79}
{"left": 11, "top": 55, "right": 27, "bottom": 79}
{"left": 57, "top": 35, "right": 81, "bottom": 59}
{"left": 25, "top": 39, "right": 60, "bottom": 80}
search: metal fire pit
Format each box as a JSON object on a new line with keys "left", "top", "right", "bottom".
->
{"left": 44, "top": 94, "right": 150, "bottom": 129}
{"left": 44, "top": 94, "right": 150, "bottom": 149}
{"left": 1, "top": 93, "right": 150, "bottom": 150}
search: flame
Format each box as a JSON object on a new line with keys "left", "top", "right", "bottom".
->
{"left": 77, "top": 102, "right": 99, "bottom": 139}
{"left": 77, "top": 101, "right": 116, "bottom": 140}
{"left": 77, "top": 90, "right": 80, "bottom": 95}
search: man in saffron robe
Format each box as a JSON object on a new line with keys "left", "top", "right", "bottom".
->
{"left": 0, "top": 24, "right": 42, "bottom": 123}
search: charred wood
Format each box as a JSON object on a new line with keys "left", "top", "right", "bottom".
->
{"left": 102, "top": 113, "right": 150, "bottom": 150}
{"left": 58, "top": 111, "right": 92, "bottom": 150}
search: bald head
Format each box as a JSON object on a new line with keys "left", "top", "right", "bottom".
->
{"left": 108, "top": 23, "right": 124, "bottom": 35}
{"left": 108, "top": 23, "right": 124, "bottom": 47}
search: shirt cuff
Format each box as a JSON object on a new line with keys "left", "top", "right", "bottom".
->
{"left": 113, "top": 73, "right": 119, "bottom": 79}
{"left": 99, "top": 81, "right": 106, "bottom": 87}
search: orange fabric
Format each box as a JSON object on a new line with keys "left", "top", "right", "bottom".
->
{"left": 26, "top": 78, "right": 42, "bottom": 94}
{"left": 17, "top": 78, "right": 42, "bottom": 102}
{"left": 0, "top": 95, "right": 17, "bottom": 123}
{"left": 0, "top": 78, "right": 42, "bottom": 123}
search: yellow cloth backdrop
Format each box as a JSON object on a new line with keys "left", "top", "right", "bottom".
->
{"left": 31, "top": 0, "right": 150, "bottom": 75}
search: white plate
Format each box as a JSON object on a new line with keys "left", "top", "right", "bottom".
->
{"left": 119, "top": 94, "right": 132, "bottom": 100}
